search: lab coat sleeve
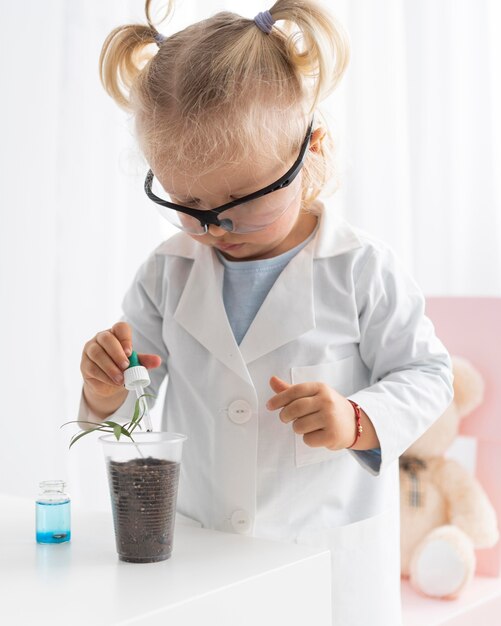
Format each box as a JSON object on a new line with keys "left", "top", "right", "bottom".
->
{"left": 77, "top": 250, "right": 169, "bottom": 430}
{"left": 346, "top": 245, "right": 454, "bottom": 477}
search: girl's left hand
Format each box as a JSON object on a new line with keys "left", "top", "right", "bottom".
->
{"left": 266, "top": 375, "right": 358, "bottom": 451}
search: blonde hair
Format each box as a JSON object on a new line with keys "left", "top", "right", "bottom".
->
{"left": 99, "top": 0, "right": 350, "bottom": 210}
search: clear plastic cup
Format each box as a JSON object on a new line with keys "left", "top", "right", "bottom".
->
{"left": 100, "top": 431, "right": 187, "bottom": 563}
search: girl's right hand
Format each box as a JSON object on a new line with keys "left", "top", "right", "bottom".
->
{"left": 81, "top": 321, "right": 162, "bottom": 398}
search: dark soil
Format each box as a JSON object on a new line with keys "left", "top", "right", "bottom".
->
{"left": 106, "top": 456, "right": 181, "bottom": 563}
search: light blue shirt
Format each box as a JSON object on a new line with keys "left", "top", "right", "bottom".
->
{"left": 216, "top": 229, "right": 317, "bottom": 345}
{"left": 216, "top": 227, "right": 381, "bottom": 470}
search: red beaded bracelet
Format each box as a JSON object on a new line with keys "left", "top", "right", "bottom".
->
{"left": 347, "top": 400, "right": 363, "bottom": 449}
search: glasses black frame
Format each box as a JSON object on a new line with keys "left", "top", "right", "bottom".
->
{"left": 144, "top": 118, "right": 315, "bottom": 232}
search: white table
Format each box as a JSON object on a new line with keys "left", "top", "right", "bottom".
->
{"left": 0, "top": 495, "right": 332, "bottom": 625}
{"left": 402, "top": 577, "right": 501, "bottom": 626}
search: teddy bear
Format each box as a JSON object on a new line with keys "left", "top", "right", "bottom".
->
{"left": 400, "top": 355, "right": 499, "bottom": 600}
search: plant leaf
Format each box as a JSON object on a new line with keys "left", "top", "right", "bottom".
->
{"left": 124, "top": 393, "right": 157, "bottom": 429}
{"left": 128, "top": 397, "right": 145, "bottom": 432}
{"left": 131, "top": 398, "right": 141, "bottom": 422}
{"left": 62, "top": 391, "right": 156, "bottom": 448}
{"left": 102, "top": 420, "right": 127, "bottom": 429}
{"left": 60, "top": 420, "right": 105, "bottom": 429}
{"left": 117, "top": 426, "right": 135, "bottom": 442}
{"left": 123, "top": 400, "right": 140, "bottom": 433}
{"left": 69, "top": 429, "right": 97, "bottom": 449}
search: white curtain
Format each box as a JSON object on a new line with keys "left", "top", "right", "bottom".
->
{"left": 1, "top": 0, "right": 499, "bottom": 508}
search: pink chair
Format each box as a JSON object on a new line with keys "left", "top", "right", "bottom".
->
{"left": 425, "top": 297, "right": 501, "bottom": 577}
{"left": 401, "top": 297, "right": 501, "bottom": 626}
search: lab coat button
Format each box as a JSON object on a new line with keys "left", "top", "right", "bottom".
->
{"left": 227, "top": 400, "right": 252, "bottom": 424}
{"left": 231, "top": 509, "right": 252, "bottom": 533}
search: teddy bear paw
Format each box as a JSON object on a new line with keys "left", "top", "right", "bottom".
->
{"left": 409, "top": 525, "right": 476, "bottom": 599}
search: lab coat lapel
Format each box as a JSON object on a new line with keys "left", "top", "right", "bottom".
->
{"left": 239, "top": 241, "right": 315, "bottom": 364}
{"left": 173, "top": 244, "right": 252, "bottom": 385}
{"left": 238, "top": 204, "right": 364, "bottom": 364}
{"left": 170, "top": 202, "right": 362, "bottom": 374}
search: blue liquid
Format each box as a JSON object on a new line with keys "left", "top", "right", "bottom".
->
{"left": 36, "top": 500, "right": 71, "bottom": 544}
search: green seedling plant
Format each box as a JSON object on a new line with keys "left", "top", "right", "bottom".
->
{"left": 61, "top": 393, "right": 156, "bottom": 455}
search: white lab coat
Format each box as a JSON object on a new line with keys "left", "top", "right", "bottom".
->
{"left": 79, "top": 199, "right": 453, "bottom": 626}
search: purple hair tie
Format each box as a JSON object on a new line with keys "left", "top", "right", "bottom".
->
{"left": 154, "top": 32, "right": 166, "bottom": 47}
{"left": 254, "top": 10, "right": 275, "bottom": 34}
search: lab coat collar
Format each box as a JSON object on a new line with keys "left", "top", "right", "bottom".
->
{"left": 311, "top": 199, "right": 364, "bottom": 259}
{"left": 162, "top": 199, "right": 363, "bottom": 375}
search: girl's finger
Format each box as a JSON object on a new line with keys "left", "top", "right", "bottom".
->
{"left": 95, "top": 329, "right": 131, "bottom": 370}
{"left": 269, "top": 376, "right": 290, "bottom": 393}
{"left": 278, "top": 396, "right": 319, "bottom": 423}
{"left": 267, "top": 381, "right": 321, "bottom": 411}
{"left": 85, "top": 343, "right": 126, "bottom": 385}
{"left": 135, "top": 353, "right": 163, "bottom": 369}
{"left": 291, "top": 412, "right": 325, "bottom": 435}
{"left": 111, "top": 321, "right": 133, "bottom": 357}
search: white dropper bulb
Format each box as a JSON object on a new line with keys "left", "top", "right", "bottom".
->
{"left": 124, "top": 351, "right": 153, "bottom": 432}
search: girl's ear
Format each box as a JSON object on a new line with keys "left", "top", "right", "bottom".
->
{"left": 309, "top": 127, "right": 327, "bottom": 153}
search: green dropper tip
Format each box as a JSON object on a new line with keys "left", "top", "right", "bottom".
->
{"left": 128, "top": 350, "right": 140, "bottom": 368}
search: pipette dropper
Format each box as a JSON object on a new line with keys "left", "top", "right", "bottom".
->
{"left": 124, "top": 351, "right": 153, "bottom": 432}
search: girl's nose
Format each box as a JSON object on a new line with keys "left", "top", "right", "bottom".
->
{"left": 207, "top": 224, "right": 227, "bottom": 237}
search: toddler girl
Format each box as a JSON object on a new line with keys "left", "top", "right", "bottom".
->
{"left": 78, "top": 2, "right": 453, "bottom": 624}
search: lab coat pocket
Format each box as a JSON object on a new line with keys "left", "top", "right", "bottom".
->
{"left": 296, "top": 508, "right": 401, "bottom": 626}
{"left": 291, "top": 357, "right": 355, "bottom": 468}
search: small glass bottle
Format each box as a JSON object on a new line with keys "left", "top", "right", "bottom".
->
{"left": 36, "top": 480, "right": 71, "bottom": 544}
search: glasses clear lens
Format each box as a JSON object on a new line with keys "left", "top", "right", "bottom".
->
{"left": 150, "top": 174, "right": 302, "bottom": 234}
{"left": 217, "top": 178, "right": 302, "bottom": 233}
{"left": 149, "top": 177, "right": 206, "bottom": 234}
{"left": 158, "top": 206, "right": 209, "bottom": 234}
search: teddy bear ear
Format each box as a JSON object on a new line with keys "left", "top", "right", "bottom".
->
{"left": 451, "top": 355, "right": 485, "bottom": 418}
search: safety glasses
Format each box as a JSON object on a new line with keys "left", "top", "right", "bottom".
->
{"left": 144, "top": 118, "right": 314, "bottom": 234}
